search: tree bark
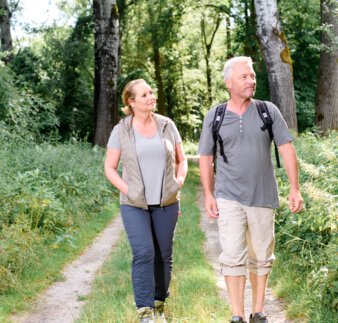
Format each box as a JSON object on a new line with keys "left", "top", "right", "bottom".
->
{"left": 0, "top": 0, "right": 13, "bottom": 62}
{"left": 93, "top": 0, "right": 120, "bottom": 147}
{"left": 315, "top": 0, "right": 338, "bottom": 133}
{"left": 153, "top": 44, "right": 166, "bottom": 116}
{"left": 201, "top": 12, "right": 221, "bottom": 107}
{"left": 254, "top": 0, "right": 298, "bottom": 131}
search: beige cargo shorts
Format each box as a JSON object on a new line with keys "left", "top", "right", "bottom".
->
{"left": 216, "top": 198, "right": 275, "bottom": 276}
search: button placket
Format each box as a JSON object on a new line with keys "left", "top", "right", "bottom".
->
{"left": 240, "top": 116, "right": 243, "bottom": 135}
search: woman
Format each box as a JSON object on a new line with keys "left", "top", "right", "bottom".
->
{"left": 105, "top": 79, "right": 188, "bottom": 322}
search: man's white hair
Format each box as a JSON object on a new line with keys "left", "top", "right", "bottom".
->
{"left": 223, "top": 56, "right": 253, "bottom": 81}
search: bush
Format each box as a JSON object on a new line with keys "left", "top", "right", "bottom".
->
{"left": 0, "top": 137, "right": 117, "bottom": 292}
{"left": 272, "top": 131, "right": 337, "bottom": 320}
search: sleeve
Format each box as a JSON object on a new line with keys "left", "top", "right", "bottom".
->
{"left": 107, "top": 124, "right": 121, "bottom": 149}
{"left": 198, "top": 110, "right": 215, "bottom": 156}
{"left": 170, "top": 121, "right": 182, "bottom": 144}
{"left": 267, "top": 102, "right": 294, "bottom": 146}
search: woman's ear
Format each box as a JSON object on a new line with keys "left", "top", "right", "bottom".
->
{"left": 127, "top": 98, "right": 134, "bottom": 108}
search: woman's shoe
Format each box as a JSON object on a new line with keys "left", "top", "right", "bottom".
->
{"left": 137, "top": 307, "right": 154, "bottom": 323}
{"left": 154, "top": 300, "right": 167, "bottom": 322}
{"left": 230, "top": 316, "right": 246, "bottom": 323}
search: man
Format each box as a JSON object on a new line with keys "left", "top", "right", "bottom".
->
{"left": 198, "top": 56, "right": 303, "bottom": 323}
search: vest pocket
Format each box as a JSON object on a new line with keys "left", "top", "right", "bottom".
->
{"left": 120, "top": 192, "right": 129, "bottom": 203}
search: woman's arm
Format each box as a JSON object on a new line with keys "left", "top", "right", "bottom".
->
{"left": 175, "top": 142, "right": 188, "bottom": 188}
{"left": 104, "top": 148, "right": 128, "bottom": 195}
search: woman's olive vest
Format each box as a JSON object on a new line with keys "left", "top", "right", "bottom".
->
{"left": 118, "top": 113, "right": 180, "bottom": 209}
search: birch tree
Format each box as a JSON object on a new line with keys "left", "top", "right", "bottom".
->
{"left": 315, "top": 0, "right": 338, "bottom": 133}
{"left": 93, "top": 0, "right": 119, "bottom": 147}
{"left": 0, "top": 0, "right": 13, "bottom": 62}
{"left": 254, "top": 0, "right": 297, "bottom": 131}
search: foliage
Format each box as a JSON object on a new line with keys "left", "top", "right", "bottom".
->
{"left": 271, "top": 131, "right": 337, "bottom": 320}
{"left": 279, "top": 0, "right": 321, "bottom": 131}
{"left": 0, "top": 127, "right": 117, "bottom": 293}
{"left": 7, "top": 0, "right": 323, "bottom": 141}
{"left": 232, "top": 0, "right": 271, "bottom": 101}
{"left": 32, "top": 13, "right": 94, "bottom": 141}
{"left": 0, "top": 64, "right": 59, "bottom": 142}
{"left": 10, "top": 9, "right": 94, "bottom": 141}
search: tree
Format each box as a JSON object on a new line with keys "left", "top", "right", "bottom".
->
{"left": 201, "top": 9, "right": 221, "bottom": 106}
{"left": 93, "top": 0, "right": 120, "bottom": 147}
{"left": 279, "top": 0, "right": 321, "bottom": 132}
{"left": 0, "top": 0, "right": 13, "bottom": 62}
{"left": 254, "top": 0, "right": 298, "bottom": 131}
{"left": 315, "top": 0, "right": 338, "bottom": 133}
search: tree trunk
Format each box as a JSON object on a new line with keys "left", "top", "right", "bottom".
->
{"left": 153, "top": 45, "right": 166, "bottom": 116}
{"left": 0, "top": 0, "right": 13, "bottom": 62}
{"left": 226, "top": 0, "right": 232, "bottom": 58}
{"left": 254, "top": 0, "right": 297, "bottom": 131}
{"left": 201, "top": 13, "right": 221, "bottom": 107}
{"left": 93, "top": 0, "right": 120, "bottom": 147}
{"left": 315, "top": 0, "right": 338, "bottom": 133}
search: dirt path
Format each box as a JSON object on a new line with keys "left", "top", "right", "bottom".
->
{"left": 10, "top": 188, "right": 293, "bottom": 323}
{"left": 199, "top": 190, "right": 293, "bottom": 323}
{"left": 11, "top": 216, "right": 124, "bottom": 323}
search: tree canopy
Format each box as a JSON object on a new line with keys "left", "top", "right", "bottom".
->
{"left": 1, "top": 0, "right": 335, "bottom": 144}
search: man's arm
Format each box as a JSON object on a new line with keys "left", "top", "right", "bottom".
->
{"left": 199, "top": 155, "right": 219, "bottom": 219}
{"left": 278, "top": 142, "right": 304, "bottom": 213}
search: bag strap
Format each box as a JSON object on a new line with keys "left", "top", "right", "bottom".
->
{"left": 212, "top": 103, "right": 228, "bottom": 163}
{"left": 255, "top": 100, "right": 281, "bottom": 168}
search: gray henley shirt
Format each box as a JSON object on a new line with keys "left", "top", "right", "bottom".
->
{"left": 198, "top": 100, "right": 293, "bottom": 209}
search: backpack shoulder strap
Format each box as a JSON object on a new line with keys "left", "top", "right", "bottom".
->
{"left": 255, "top": 99, "right": 273, "bottom": 136}
{"left": 255, "top": 99, "right": 281, "bottom": 168}
{"left": 212, "top": 103, "right": 226, "bottom": 135}
{"left": 212, "top": 103, "right": 228, "bottom": 163}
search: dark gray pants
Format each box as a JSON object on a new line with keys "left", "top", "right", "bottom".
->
{"left": 120, "top": 203, "right": 179, "bottom": 309}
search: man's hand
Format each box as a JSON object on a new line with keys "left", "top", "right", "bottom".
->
{"left": 205, "top": 194, "right": 219, "bottom": 219}
{"left": 288, "top": 188, "right": 304, "bottom": 213}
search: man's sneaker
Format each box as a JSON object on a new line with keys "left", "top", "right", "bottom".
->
{"left": 230, "top": 316, "right": 246, "bottom": 323}
{"left": 154, "top": 300, "right": 167, "bottom": 322}
{"left": 137, "top": 307, "right": 154, "bottom": 323}
{"left": 249, "top": 312, "right": 268, "bottom": 323}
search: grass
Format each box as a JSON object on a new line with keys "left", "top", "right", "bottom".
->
{"left": 0, "top": 139, "right": 120, "bottom": 321}
{"left": 270, "top": 131, "right": 337, "bottom": 322}
{"left": 78, "top": 162, "right": 230, "bottom": 322}
{"left": 0, "top": 207, "right": 118, "bottom": 322}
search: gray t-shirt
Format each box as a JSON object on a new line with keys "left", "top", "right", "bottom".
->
{"left": 198, "top": 100, "right": 293, "bottom": 209}
{"left": 107, "top": 123, "right": 182, "bottom": 205}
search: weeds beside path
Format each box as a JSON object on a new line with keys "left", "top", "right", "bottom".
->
{"left": 10, "top": 217, "right": 123, "bottom": 323}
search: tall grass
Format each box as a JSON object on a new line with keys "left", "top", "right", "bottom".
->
{"left": 78, "top": 162, "right": 230, "bottom": 322}
{"left": 0, "top": 135, "right": 118, "bottom": 319}
{"left": 270, "top": 131, "right": 337, "bottom": 322}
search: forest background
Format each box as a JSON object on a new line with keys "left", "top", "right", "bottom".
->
{"left": 0, "top": 0, "right": 337, "bottom": 322}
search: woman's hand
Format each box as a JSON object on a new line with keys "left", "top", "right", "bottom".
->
{"left": 105, "top": 148, "right": 129, "bottom": 193}
{"left": 176, "top": 176, "right": 185, "bottom": 189}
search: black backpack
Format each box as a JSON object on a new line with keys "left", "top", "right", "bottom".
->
{"left": 212, "top": 99, "right": 281, "bottom": 168}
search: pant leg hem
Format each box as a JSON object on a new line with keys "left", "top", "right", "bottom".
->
{"left": 221, "top": 264, "right": 247, "bottom": 276}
